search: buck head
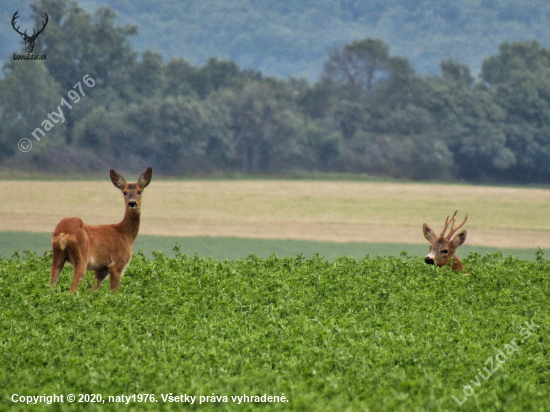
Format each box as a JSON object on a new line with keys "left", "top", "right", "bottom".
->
{"left": 12, "top": 11, "right": 48, "bottom": 54}
{"left": 110, "top": 167, "right": 152, "bottom": 213}
{"left": 423, "top": 211, "right": 467, "bottom": 270}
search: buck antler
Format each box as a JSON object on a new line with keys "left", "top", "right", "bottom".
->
{"left": 439, "top": 210, "right": 457, "bottom": 238}
{"left": 439, "top": 210, "right": 468, "bottom": 239}
{"left": 423, "top": 211, "right": 469, "bottom": 271}
{"left": 446, "top": 211, "right": 468, "bottom": 240}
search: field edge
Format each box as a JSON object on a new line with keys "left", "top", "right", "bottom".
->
{"left": 0, "top": 231, "right": 542, "bottom": 261}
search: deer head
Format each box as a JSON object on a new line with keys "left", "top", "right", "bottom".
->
{"left": 423, "top": 211, "right": 468, "bottom": 271}
{"left": 110, "top": 167, "right": 152, "bottom": 214}
{"left": 12, "top": 11, "right": 49, "bottom": 54}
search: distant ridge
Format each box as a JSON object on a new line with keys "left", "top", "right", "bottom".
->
{"left": 2, "top": 0, "right": 550, "bottom": 80}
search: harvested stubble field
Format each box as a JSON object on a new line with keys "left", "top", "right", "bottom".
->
{"left": 1, "top": 179, "right": 550, "bottom": 249}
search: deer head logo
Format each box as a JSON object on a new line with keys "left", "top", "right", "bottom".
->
{"left": 12, "top": 11, "right": 49, "bottom": 54}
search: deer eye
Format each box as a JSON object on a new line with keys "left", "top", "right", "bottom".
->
{"left": 137, "top": 191, "right": 142, "bottom": 195}
{"left": 123, "top": 191, "right": 128, "bottom": 195}
{"left": 441, "top": 249, "right": 449, "bottom": 254}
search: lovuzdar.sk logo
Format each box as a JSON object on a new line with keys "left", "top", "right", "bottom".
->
{"left": 12, "top": 10, "right": 48, "bottom": 60}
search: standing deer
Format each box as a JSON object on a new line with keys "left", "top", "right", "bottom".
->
{"left": 50, "top": 168, "right": 152, "bottom": 293}
{"left": 423, "top": 211, "right": 468, "bottom": 271}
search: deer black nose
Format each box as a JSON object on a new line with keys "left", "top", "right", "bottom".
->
{"left": 425, "top": 257, "right": 435, "bottom": 265}
{"left": 128, "top": 201, "right": 137, "bottom": 208}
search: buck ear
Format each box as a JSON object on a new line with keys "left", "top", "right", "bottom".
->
{"left": 452, "top": 230, "right": 467, "bottom": 248}
{"left": 423, "top": 223, "right": 437, "bottom": 243}
{"left": 137, "top": 167, "right": 152, "bottom": 189}
{"left": 110, "top": 169, "right": 127, "bottom": 190}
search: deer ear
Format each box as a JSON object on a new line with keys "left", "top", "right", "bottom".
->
{"left": 452, "top": 230, "right": 467, "bottom": 248}
{"left": 110, "top": 169, "right": 127, "bottom": 190}
{"left": 423, "top": 223, "right": 437, "bottom": 243}
{"left": 137, "top": 167, "right": 152, "bottom": 189}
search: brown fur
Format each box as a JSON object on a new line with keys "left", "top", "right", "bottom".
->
{"left": 50, "top": 168, "right": 152, "bottom": 293}
{"left": 423, "top": 211, "right": 467, "bottom": 271}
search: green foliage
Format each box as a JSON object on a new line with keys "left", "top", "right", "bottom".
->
{"left": 440, "top": 59, "right": 475, "bottom": 90}
{"left": 30, "top": 0, "right": 138, "bottom": 92}
{"left": 5, "top": 0, "right": 550, "bottom": 182}
{"left": 5, "top": 0, "right": 550, "bottom": 80}
{"left": 213, "top": 80, "right": 307, "bottom": 172}
{"left": 481, "top": 40, "right": 550, "bottom": 86}
{"left": 0, "top": 61, "right": 64, "bottom": 160}
{"left": 0, "top": 251, "right": 548, "bottom": 410}
{"left": 324, "top": 38, "right": 391, "bottom": 95}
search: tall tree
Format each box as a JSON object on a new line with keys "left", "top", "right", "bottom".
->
{"left": 30, "top": 0, "right": 137, "bottom": 90}
{"left": 323, "top": 38, "right": 390, "bottom": 96}
{"left": 440, "top": 59, "right": 475, "bottom": 89}
{"left": 29, "top": 0, "right": 137, "bottom": 143}
{"left": 130, "top": 50, "right": 165, "bottom": 99}
{"left": 481, "top": 40, "right": 550, "bottom": 86}
{"left": 491, "top": 70, "right": 550, "bottom": 182}
{"left": 479, "top": 41, "right": 550, "bottom": 181}
{"left": 0, "top": 61, "right": 64, "bottom": 160}
{"left": 217, "top": 81, "right": 305, "bottom": 172}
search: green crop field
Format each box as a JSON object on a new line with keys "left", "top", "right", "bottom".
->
{"left": 1, "top": 250, "right": 548, "bottom": 411}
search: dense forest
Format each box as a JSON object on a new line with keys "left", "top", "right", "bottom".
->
{"left": 2, "top": 0, "right": 550, "bottom": 183}
{"left": 3, "top": 0, "right": 550, "bottom": 80}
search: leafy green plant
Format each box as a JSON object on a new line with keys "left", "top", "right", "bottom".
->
{"left": 0, "top": 250, "right": 548, "bottom": 411}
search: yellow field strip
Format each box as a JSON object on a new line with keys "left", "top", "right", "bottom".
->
{"left": 1, "top": 180, "right": 549, "bottom": 248}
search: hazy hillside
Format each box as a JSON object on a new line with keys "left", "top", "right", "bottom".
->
{"left": 2, "top": 0, "right": 550, "bottom": 80}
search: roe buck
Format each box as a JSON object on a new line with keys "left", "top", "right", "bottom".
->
{"left": 423, "top": 211, "right": 468, "bottom": 271}
{"left": 50, "top": 168, "right": 152, "bottom": 293}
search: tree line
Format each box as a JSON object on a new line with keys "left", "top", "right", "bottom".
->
{"left": 4, "top": 0, "right": 549, "bottom": 80}
{"left": 2, "top": 0, "right": 550, "bottom": 183}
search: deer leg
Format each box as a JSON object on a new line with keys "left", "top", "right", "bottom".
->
{"left": 109, "top": 269, "right": 122, "bottom": 292}
{"left": 68, "top": 249, "right": 88, "bottom": 294}
{"left": 108, "top": 257, "right": 132, "bottom": 292}
{"left": 50, "top": 247, "right": 66, "bottom": 287}
{"left": 69, "top": 262, "right": 88, "bottom": 294}
{"left": 91, "top": 269, "right": 109, "bottom": 291}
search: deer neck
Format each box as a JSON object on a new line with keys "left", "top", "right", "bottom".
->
{"left": 118, "top": 207, "right": 141, "bottom": 243}
{"left": 450, "top": 255, "right": 463, "bottom": 271}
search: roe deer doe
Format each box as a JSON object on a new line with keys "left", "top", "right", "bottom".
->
{"left": 50, "top": 168, "right": 152, "bottom": 293}
{"left": 423, "top": 211, "right": 468, "bottom": 271}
